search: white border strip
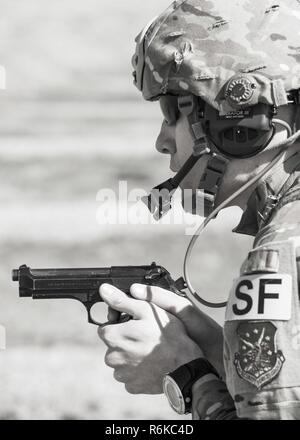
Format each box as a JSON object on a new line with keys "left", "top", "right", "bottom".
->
{"left": 0, "top": 65, "right": 6, "bottom": 89}
{"left": 0, "top": 324, "right": 6, "bottom": 350}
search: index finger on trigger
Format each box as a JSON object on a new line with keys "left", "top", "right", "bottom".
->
{"left": 107, "top": 306, "right": 121, "bottom": 323}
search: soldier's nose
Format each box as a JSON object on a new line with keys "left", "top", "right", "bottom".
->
{"left": 156, "top": 139, "right": 176, "bottom": 154}
{"left": 155, "top": 126, "right": 177, "bottom": 155}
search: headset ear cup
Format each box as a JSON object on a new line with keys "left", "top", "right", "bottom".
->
{"left": 205, "top": 103, "right": 275, "bottom": 158}
{"left": 218, "top": 125, "right": 275, "bottom": 158}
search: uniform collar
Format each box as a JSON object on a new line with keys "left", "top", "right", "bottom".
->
{"left": 233, "top": 150, "right": 300, "bottom": 237}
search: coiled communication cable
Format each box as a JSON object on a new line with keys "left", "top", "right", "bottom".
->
{"left": 183, "top": 120, "right": 300, "bottom": 309}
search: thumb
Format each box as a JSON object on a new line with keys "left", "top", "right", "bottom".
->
{"left": 130, "top": 283, "right": 191, "bottom": 317}
{"left": 99, "top": 284, "right": 145, "bottom": 319}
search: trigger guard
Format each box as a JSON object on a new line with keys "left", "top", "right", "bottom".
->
{"left": 87, "top": 303, "right": 108, "bottom": 327}
{"left": 87, "top": 308, "right": 104, "bottom": 326}
{"left": 87, "top": 307, "right": 132, "bottom": 327}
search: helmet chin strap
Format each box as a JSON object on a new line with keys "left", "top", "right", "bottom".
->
{"left": 177, "top": 95, "right": 229, "bottom": 217}
{"left": 141, "top": 148, "right": 210, "bottom": 221}
{"left": 142, "top": 95, "right": 227, "bottom": 220}
{"left": 184, "top": 121, "right": 300, "bottom": 310}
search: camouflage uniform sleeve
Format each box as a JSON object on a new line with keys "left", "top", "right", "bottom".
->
{"left": 192, "top": 233, "right": 300, "bottom": 420}
{"left": 191, "top": 374, "right": 241, "bottom": 420}
{"left": 222, "top": 234, "right": 300, "bottom": 420}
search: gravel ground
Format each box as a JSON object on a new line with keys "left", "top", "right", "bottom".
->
{"left": 0, "top": 346, "right": 186, "bottom": 420}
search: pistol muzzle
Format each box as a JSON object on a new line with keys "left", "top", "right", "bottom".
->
{"left": 12, "top": 269, "right": 19, "bottom": 282}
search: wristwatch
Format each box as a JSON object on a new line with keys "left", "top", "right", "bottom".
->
{"left": 163, "top": 358, "right": 220, "bottom": 415}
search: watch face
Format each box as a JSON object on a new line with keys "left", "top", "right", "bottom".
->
{"left": 163, "top": 375, "right": 186, "bottom": 415}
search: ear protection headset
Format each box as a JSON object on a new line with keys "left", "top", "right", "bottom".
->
{"left": 201, "top": 102, "right": 276, "bottom": 158}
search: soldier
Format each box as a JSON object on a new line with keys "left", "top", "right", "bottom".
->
{"left": 98, "top": 0, "right": 300, "bottom": 419}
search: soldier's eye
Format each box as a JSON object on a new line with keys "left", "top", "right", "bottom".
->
{"left": 159, "top": 95, "right": 179, "bottom": 125}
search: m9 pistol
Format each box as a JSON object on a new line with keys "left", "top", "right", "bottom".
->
{"left": 12, "top": 263, "right": 187, "bottom": 326}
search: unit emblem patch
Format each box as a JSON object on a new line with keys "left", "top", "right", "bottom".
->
{"left": 234, "top": 322, "right": 285, "bottom": 389}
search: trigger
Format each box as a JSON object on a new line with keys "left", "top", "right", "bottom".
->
{"left": 119, "top": 313, "right": 132, "bottom": 324}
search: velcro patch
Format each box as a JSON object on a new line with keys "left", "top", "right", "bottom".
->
{"left": 225, "top": 274, "right": 292, "bottom": 322}
{"left": 242, "top": 249, "right": 279, "bottom": 275}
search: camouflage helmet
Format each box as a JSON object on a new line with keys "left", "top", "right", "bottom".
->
{"left": 132, "top": 0, "right": 300, "bottom": 113}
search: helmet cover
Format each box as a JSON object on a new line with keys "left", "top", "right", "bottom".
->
{"left": 132, "top": 0, "right": 300, "bottom": 113}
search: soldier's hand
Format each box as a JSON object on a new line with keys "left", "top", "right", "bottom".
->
{"left": 129, "top": 284, "right": 225, "bottom": 378}
{"left": 98, "top": 283, "right": 203, "bottom": 395}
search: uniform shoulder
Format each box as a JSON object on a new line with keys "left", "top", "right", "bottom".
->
{"left": 254, "top": 200, "right": 300, "bottom": 249}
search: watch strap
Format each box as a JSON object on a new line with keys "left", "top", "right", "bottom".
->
{"left": 167, "top": 357, "right": 220, "bottom": 414}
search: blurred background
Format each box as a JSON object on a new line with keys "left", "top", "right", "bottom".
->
{"left": 0, "top": 0, "right": 253, "bottom": 419}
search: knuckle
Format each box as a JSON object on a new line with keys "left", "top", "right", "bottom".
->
{"left": 109, "top": 296, "right": 123, "bottom": 307}
{"left": 113, "top": 369, "right": 126, "bottom": 383}
{"left": 97, "top": 326, "right": 105, "bottom": 341}
{"left": 112, "top": 365, "right": 134, "bottom": 384}
{"left": 139, "top": 302, "right": 150, "bottom": 315}
{"left": 101, "top": 295, "right": 121, "bottom": 308}
{"left": 125, "top": 383, "right": 140, "bottom": 395}
{"left": 105, "top": 350, "right": 120, "bottom": 368}
{"left": 100, "top": 326, "right": 118, "bottom": 347}
{"left": 139, "top": 298, "right": 153, "bottom": 312}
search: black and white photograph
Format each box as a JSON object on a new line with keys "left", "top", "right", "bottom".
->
{"left": 1, "top": 0, "right": 300, "bottom": 426}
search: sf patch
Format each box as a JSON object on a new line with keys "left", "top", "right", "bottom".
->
{"left": 234, "top": 322, "right": 285, "bottom": 389}
{"left": 225, "top": 274, "right": 292, "bottom": 322}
